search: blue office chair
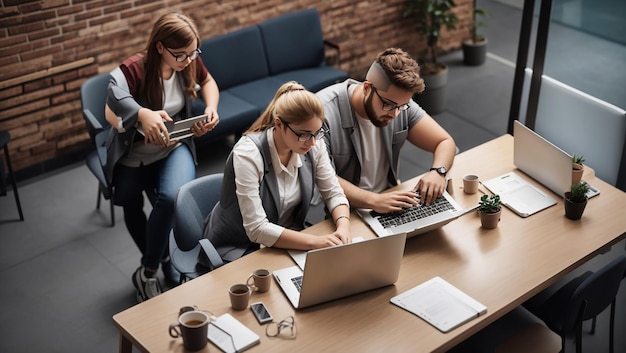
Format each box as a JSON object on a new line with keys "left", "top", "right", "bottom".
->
{"left": 523, "top": 255, "right": 626, "bottom": 353}
{"left": 81, "top": 73, "right": 116, "bottom": 226}
{"left": 168, "top": 173, "right": 224, "bottom": 284}
{"left": 81, "top": 72, "right": 156, "bottom": 226}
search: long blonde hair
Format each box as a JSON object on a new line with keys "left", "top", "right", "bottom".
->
{"left": 245, "top": 81, "right": 324, "bottom": 134}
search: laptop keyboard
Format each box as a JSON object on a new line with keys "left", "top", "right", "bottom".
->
{"left": 371, "top": 197, "right": 455, "bottom": 229}
{"left": 291, "top": 276, "right": 303, "bottom": 292}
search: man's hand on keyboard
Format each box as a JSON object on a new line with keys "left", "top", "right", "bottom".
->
{"left": 414, "top": 174, "right": 446, "bottom": 205}
{"left": 371, "top": 191, "right": 421, "bottom": 214}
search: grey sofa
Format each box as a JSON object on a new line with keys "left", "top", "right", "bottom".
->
{"left": 192, "top": 8, "right": 348, "bottom": 144}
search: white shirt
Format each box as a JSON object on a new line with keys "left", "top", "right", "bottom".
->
{"left": 355, "top": 112, "right": 389, "bottom": 192}
{"left": 119, "top": 72, "right": 184, "bottom": 167}
{"left": 232, "top": 128, "right": 349, "bottom": 247}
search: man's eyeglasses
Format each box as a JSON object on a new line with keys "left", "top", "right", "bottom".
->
{"left": 164, "top": 47, "right": 202, "bottom": 62}
{"left": 371, "top": 86, "right": 410, "bottom": 112}
{"left": 280, "top": 118, "right": 326, "bottom": 142}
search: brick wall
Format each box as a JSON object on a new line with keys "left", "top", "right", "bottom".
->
{"left": 0, "top": 0, "right": 472, "bottom": 181}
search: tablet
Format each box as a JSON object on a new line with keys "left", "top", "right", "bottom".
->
{"left": 137, "top": 114, "right": 208, "bottom": 141}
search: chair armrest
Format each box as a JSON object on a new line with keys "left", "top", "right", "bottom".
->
{"left": 83, "top": 109, "right": 103, "bottom": 132}
{"left": 324, "top": 39, "right": 341, "bottom": 67}
{"left": 199, "top": 238, "right": 224, "bottom": 270}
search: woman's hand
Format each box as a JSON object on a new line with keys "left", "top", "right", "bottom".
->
{"left": 192, "top": 107, "right": 219, "bottom": 136}
{"left": 138, "top": 108, "right": 172, "bottom": 147}
{"left": 308, "top": 231, "right": 351, "bottom": 250}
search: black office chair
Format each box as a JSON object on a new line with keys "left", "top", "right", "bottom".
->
{"left": 0, "top": 130, "right": 24, "bottom": 221}
{"left": 81, "top": 73, "right": 116, "bottom": 226}
{"left": 523, "top": 255, "right": 626, "bottom": 353}
{"left": 168, "top": 173, "right": 224, "bottom": 284}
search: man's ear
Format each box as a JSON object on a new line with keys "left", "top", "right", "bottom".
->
{"left": 362, "top": 80, "right": 373, "bottom": 94}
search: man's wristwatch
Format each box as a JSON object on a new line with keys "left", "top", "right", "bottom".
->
{"left": 429, "top": 166, "right": 447, "bottom": 177}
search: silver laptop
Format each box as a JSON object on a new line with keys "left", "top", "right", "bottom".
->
{"left": 274, "top": 232, "right": 407, "bottom": 309}
{"left": 483, "top": 120, "right": 599, "bottom": 217}
{"left": 357, "top": 190, "right": 465, "bottom": 238}
{"left": 137, "top": 114, "right": 208, "bottom": 141}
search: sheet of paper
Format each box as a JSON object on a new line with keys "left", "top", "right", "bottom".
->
{"left": 391, "top": 277, "right": 487, "bottom": 333}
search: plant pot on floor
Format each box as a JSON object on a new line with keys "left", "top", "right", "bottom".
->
{"left": 480, "top": 210, "right": 501, "bottom": 229}
{"left": 462, "top": 38, "right": 488, "bottom": 66}
{"left": 564, "top": 192, "right": 587, "bottom": 220}
{"left": 413, "top": 65, "right": 448, "bottom": 115}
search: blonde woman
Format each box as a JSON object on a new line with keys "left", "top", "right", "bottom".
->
{"left": 201, "top": 82, "right": 351, "bottom": 263}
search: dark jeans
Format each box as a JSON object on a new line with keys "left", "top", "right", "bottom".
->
{"left": 114, "top": 145, "right": 195, "bottom": 271}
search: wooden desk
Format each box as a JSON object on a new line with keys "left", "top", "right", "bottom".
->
{"left": 113, "top": 134, "right": 626, "bottom": 353}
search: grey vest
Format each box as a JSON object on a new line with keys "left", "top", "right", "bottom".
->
{"left": 202, "top": 130, "right": 315, "bottom": 262}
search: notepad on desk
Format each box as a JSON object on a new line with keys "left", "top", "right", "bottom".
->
{"left": 208, "top": 313, "right": 260, "bottom": 353}
{"left": 391, "top": 277, "right": 487, "bottom": 333}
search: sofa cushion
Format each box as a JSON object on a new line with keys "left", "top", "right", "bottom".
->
{"left": 274, "top": 67, "right": 348, "bottom": 93}
{"left": 200, "top": 26, "right": 269, "bottom": 90}
{"left": 192, "top": 91, "right": 259, "bottom": 144}
{"left": 258, "top": 8, "right": 326, "bottom": 75}
{"left": 228, "top": 77, "right": 288, "bottom": 113}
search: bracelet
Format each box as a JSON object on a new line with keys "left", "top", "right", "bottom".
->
{"left": 335, "top": 215, "right": 350, "bottom": 223}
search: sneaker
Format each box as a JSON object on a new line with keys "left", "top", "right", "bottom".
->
{"left": 132, "top": 266, "right": 162, "bottom": 303}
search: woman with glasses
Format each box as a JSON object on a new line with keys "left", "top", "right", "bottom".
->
{"left": 200, "top": 81, "right": 351, "bottom": 264}
{"left": 104, "top": 13, "right": 219, "bottom": 302}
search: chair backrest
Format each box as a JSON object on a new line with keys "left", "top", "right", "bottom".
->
{"left": 258, "top": 8, "right": 326, "bottom": 75}
{"left": 173, "top": 173, "right": 223, "bottom": 251}
{"left": 563, "top": 255, "right": 626, "bottom": 333}
{"left": 80, "top": 73, "right": 112, "bottom": 145}
{"left": 200, "top": 26, "right": 269, "bottom": 90}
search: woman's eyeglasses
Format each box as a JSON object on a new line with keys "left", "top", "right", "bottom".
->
{"left": 165, "top": 47, "right": 202, "bottom": 62}
{"left": 371, "top": 86, "right": 410, "bottom": 112}
{"left": 280, "top": 118, "right": 326, "bottom": 142}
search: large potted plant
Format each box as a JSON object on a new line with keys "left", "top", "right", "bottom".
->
{"left": 462, "top": 0, "right": 490, "bottom": 65}
{"left": 403, "top": 0, "right": 458, "bottom": 114}
{"left": 478, "top": 194, "right": 501, "bottom": 229}
{"left": 564, "top": 181, "right": 590, "bottom": 220}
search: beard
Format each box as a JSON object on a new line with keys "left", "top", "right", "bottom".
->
{"left": 364, "top": 89, "right": 393, "bottom": 128}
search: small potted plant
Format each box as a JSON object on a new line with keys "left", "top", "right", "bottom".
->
{"left": 462, "top": 0, "right": 490, "bottom": 65}
{"left": 572, "top": 153, "right": 585, "bottom": 185}
{"left": 478, "top": 194, "right": 501, "bottom": 229}
{"left": 564, "top": 181, "right": 590, "bottom": 220}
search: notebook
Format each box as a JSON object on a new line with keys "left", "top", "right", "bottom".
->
{"left": 274, "top": 232, "right": 406, "bottom": 309}
{"left": 391, "top": 277, "right": 487, "bottom": 333}
{"left": 137, "top": 113, "right": 208, "bottom": 141}
{"left": 356, "top": 190, "right": 466, "bottom": 238}
{"left": 207, "top": 313, "right": 260, "bottom": 353}
{"left": 483, "top": 120, "right": 599, "bottom": 218}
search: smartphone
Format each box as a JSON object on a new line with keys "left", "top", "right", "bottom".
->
{"left": 250, "top": 301, "right": 273, "bottom": 324}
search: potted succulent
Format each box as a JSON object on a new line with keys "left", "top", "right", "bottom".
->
{"left": 564, "top": 181, "right": 590, "bottom": 220}
{"left": 478, "top": 194, "right": 501, "bottom": 229}
{"left": 403, "top": 0, "right": 459, "bottom": 114}
{"left": 571, "top": 153, "right": 585, "bottom": 185}
{"left": 462, "top": 0, "right": 490, "bottom": 66}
